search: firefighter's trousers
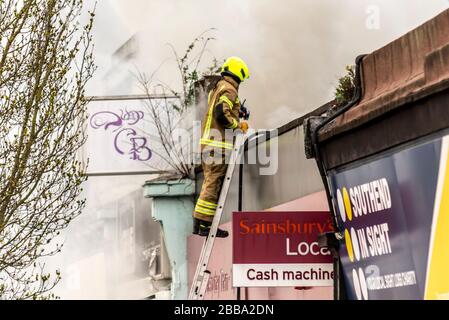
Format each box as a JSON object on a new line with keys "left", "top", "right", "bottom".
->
{"left": 193, "top": 151, "right": 230, "bottom": 223}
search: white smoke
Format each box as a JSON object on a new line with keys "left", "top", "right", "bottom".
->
{"left": 89, "top": 0, "right": 449, "bottom": 128}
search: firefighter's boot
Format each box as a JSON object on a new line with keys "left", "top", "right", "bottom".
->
{"left": 193, "top": 217, "right": 200, "bottom": 235}
{"left": 193, "top": 218, "right": 228, "bottom": 238}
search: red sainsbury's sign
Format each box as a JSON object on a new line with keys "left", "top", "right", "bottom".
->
{"left": 232, "top": 211, "right": 334, "bottom": 287}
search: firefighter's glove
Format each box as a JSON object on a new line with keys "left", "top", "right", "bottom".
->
{"left": 238, "top": 121, "right": 249, "bottom": 134}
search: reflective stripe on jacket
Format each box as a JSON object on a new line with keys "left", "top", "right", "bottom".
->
{"left": 200, "top": 76, "right": 241, "bottom": 150}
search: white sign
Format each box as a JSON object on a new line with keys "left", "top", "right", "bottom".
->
{"left": 84, "top": 98, "right": 179, "bottom": 174}
{"left": 232, "top": 264, "right": 333, "bottom": 287}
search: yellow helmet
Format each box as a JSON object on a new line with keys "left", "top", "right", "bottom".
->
{"left": 221, "top": 56, "right": 250, "bottom": 82}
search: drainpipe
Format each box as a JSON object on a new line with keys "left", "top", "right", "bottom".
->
{"left": 143, "top": 177, "right": 195, "bottom": 300}
{"left": 310, "top": 54, "right": 366, "bottom": 300}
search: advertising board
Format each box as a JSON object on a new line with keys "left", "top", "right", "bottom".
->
{"left": 330, "top": 135, "right": 449, "bottom": 299}
{"left": 85, "top": 98, "right": 179, "bottom": 174}
{"left": 232, "top": 211, "right": 334, "bottom": 287}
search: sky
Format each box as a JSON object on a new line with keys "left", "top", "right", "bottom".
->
{"left": 88, "top": 0, "right": 449, "bottom": 129}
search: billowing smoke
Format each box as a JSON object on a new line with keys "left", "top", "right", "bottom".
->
{"left": 90, "top": 0, "right": 449, "bottom": 128}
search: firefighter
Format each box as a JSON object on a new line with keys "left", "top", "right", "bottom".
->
{"left": 192, "top": 56, "right": 250, "bottom": 238}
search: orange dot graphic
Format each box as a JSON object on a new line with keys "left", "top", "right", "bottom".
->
{"left": 345, "top": 229, "right": 354, "bottom": 263}
{"left": 343, "top": 187, "right": 353, "bottom": 221}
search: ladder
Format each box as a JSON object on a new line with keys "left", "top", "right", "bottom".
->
{"left": 188, "top": 133, "right": 246, "bottom": 300}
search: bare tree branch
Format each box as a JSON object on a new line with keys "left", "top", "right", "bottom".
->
{"left": 133, "top": 29, "right": 220, "bottom": 178}
{"left": 0, "top": 0, "right": 96, "bottom": 300}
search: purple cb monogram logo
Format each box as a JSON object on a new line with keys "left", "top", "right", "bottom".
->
{"left": 90, "top": 109, "right": 152, "bottom": 162}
